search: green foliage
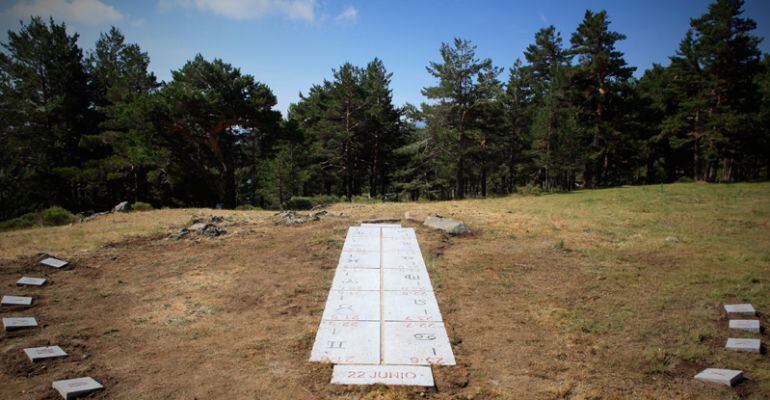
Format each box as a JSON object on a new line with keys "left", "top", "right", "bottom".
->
{"left": 0, "top": 2, "right": 768, "bottom": 219}
{"left": 283, "top": 195, "right": 342, "bottom": 210}
{"left": 132, "top": 202, "right": 154, "bottom": 211}
{"left": 0, "top": 206, "right": 77, "bottom": 232}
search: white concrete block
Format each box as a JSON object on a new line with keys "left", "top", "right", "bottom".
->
{"left": 383, "top": 268, "right": 432, "bottom": 291}
{"left": 3, "top": 317, "right": 38, "bottom": 331}
{"left": 725, "top": 338, "right": 761, "bottom": 353}
{"left": 52, "top": 377, "right": 103, "bottom": 400}
{"left": 383, "top": 290, "right": 442, "bottom": 322}
{"left": 331, "top": 268, "right": 380, "bottom": 291}
{"left": 338, "top": 251, "right": 380, "bottom": 269}
{"left": 694, "top": 368, "right": 743, "bottom": 386}
{"left": 1, "top": 295, "right": 33, "bottom": 306}
{"left": 382, "top": 252, "right": 426, "bottom": 269}
{"left": 381, "top": 227, "right": 416, "bottom": 240}
{"left": 332, "top": 364, "right": 434, "bottom": 386}
{"left": 729, "top": 319, "right": 760, "bottom": 333}
{"left": 724, "top": 304, "right": 756, "bottom": 315}
{"left": 24, "top": 346, "right": 67, "bottom": 362}
{"left": 322, "top": 290, "right": 380, "bottom": 321}
{"left": 16, "top": 277, "right": 47, "bottom": 286}
{"left": 310, "top": 321, "right": 380, "bottom": 364}
{"left": 40, "top": 257, "right": 68, "bottom": 268}
{"left": 383, "top": 321, "right": 455, "bottom": 365}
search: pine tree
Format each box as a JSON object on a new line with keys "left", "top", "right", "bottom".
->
{"left": 423, "top": 38, "right": 502, "bottom": 198}
{"left": 570, "top": 10, "right": 635, "bottom": 187}
{"left": 0, "top": 17, "right": 91, "bottom": 218}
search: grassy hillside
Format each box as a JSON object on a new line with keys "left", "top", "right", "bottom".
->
{"left": 1, "top": 183, "right": 768, "bottom": 399}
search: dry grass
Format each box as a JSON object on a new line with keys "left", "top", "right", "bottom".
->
{"left": 1, "top": 183, "right": 768, "bottom": 399}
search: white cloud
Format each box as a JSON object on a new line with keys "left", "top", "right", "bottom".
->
{"left": 5, "top": 0, "right": 123, "bottom": 25}
{"left": 162, "top": 0, "right": 318, "bottom": 22}
{"left": 335, "top": 5, "right": 357, "bottom": 23}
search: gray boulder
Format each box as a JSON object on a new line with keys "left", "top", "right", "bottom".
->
{"left": 423, "top": 215, "right": 470, "bottom": 235}
{"left": 113, "top": 201, "right": 131, "bottom": 212}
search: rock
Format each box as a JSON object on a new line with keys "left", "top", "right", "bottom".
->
{"left": 200, "top": 224, "right": 225, "bottom": 237}
{"left": 360, "top": 216, "right": 401, "bottom": 224}
{"left": 276, "top": 211, "right": 306, "bottom": 225}
{"left": 404, "top": 210, "right": 432, "bottom": 223}
{"left": 664, "top": 236, "right": 680, "bottom": 243}
{"left": 423, "top": 215, "right": 470, "bottom": 235}
{"left": 113, "top": 201, "right": 131, "bottom": 212}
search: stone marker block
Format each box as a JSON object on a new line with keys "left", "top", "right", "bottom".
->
{"left": 694, "top": 368, "right": 743, "bottom": 386}
{"left": 322, "top": 290, "right": 380, "bottom": 321}
{"left": 330, "top": 268, "right": 380, "bottom": 291}
{"left": 17, "top": 277, "right": 47, "bottom": 286}
{"left": 332, "top": 364, "right": 434, "bottom": 386}
{"left": 310, "top": 320, "right": 380, "bottom": 364}
{"left": 724, "top": 304, "right": 756, "bottom": 316}
{"left": 52, "top": 377, "right": 103, "bottom": 400}
{"left": 24, "top": 346, "right": 67, "bottom": 362}
{"left": 725, "top": 338, "right": 761, "bottom": 353}
{"left": 40, "top": 257, "right": 69, "bottom": 269}
{"left": 729, "top": 319, "right": 760, "bottom": 333}
{"left": 383, "top": 321, "right": 456, "bottom": 365}
{"left": 2, "top": 317, "right": 38, "bottom": 331}
{"left": 1, "top": 295, "right": 33, "bottom": 306}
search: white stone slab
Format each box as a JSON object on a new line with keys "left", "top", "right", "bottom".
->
{"left": 383, "top": 321, "right": 455, "bottom": 365}
{"left": 382, "top": 238, "right": 421, "bottom": 254}
{"left": 52, "top": 377, "right": 103, "bottom": 400}
{"left": 382, "top": 252, "right": 426, "bottom": 269}
{"left": 3, "top": 317, "right": 38, "bottom": 331}
{"left": 384, "top": 291, "right": 442, "bottom": 322}
{"left": 694, "top": 368, "right": 743, "bottom": 386}
{"left": 331, "top": 268, "right": 380, "bottom": 291}
{"left": 16, "top": 277, "right": 47, "bottom": 286}
{"left": 310, "top": 321, "right": 380, "bottom": 364}
{"left": 322, "top": 290, "right": 380, "bottom": 321}
{"left": 40, "top": 257, "right": 68, "bottom": 268}
{"left": 342, "top": 240, "right": 380, "bottom": 254}
{"left": 332, "top": 364, "right": 434, "bottom": 386}
{"left": 347, "top": 227, "right": 380, "bottom": 238}
{"left": 729, "top": 319, "right": 760, "bottom": 333}
{"left": 382, "top": 228, "right": 416, "bottom": 240}
{"left": 725, "top": 338, "right": 761, "bottom": 353}
{"left": 1, "top": 295, "right": 33, "bottom": 306}
{"left": 338, "top": 251, "right": 380, "bottom": 269}
{"left": 383, "top": 268, "right": 432, "bottom": 291}
{"left": 724, "top": 304, "right": 756, "bottom": 315}
{"left": 24, "top": 346, "right": 67, "bottom": 362}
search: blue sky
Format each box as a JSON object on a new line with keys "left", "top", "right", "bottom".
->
{"left": 1, "top": 0, "right": 769, "bottom": 115}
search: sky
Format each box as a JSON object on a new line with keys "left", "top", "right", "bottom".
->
{"left": 1, "top": 0, "right": 769, "bottom": 116}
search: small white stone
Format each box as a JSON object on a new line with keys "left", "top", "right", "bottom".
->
{"left": 1, "top": 295, "right": 33, "bottom": 306}
{"left": 2, "top": 317, "right": 38, "bottom": 331}
{"left": 332, "top": 364, "right": 434, "bottom": 386}
{"left": 724, "top": 304, "right": 756, "bottom": 315}
{"left": 725, "top": 338, "right": 761, "bottom": 353}
{"left": 16, "top": 277, "right": 47, "bottom": 286}
{"left": 23, "top": 346, "right": 67, "bottom": 362}
{"left": 52, "top": 377, "right": 103, "bottom": 400}
{"left": 40, "top": 257, "right": 69, "bottom": 269}
{"left": 729, "top": 319, "right": 760, "bottom": 333}
{"left": 694, "top": 368, "right": 743, "bottom": 386}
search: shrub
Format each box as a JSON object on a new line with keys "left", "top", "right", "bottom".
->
{"left": 0, "top": 206, "right": 77, "bottom": 232}
{"left": 283, "top": 196, "right": 314, "bottom": 210}
{"left": 283, "top": 195, "right": 342, "bottom": 210}
{"left": 39, "top": 206, "right": 77, "bottom": 226}
{"left": 132, "top": 201, "right": 154, "bottom": 211}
